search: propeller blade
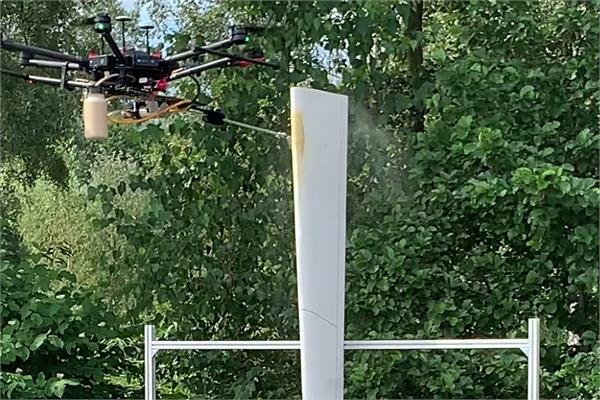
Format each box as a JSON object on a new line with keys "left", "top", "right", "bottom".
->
{"left": 241, "top": 25, "right": 267, "bottom": 33}
{"left": 79, "top": 16, "right": 96, "bottom": 25}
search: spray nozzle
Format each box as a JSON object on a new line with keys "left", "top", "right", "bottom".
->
{"left": 202, "top": 109, "right": 225, "bottom": 125}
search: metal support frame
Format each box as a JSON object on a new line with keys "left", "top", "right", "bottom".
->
{"left": 344, "top": 338, "right": 530, "bottom": 351}
{"left": 25, "top": 59, "right": 83, "bottom": 70}
{"left": 144, "top": 325, "right": 156, "bottom": 400}
{"left": 143, "top": 318, "right": 540, "bottom": 400}
{"left": 528, "top": 318, "right": 541, "bottom": 400}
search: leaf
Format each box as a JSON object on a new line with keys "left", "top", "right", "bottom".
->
{"left": 469, "top": 63, "right": 481, "bottom": 73}
{"left": 194, "top": 93, "right": 212, "bottom": 105}
{"left": 30, "top": 313, "right": 43, "bottom": 327}
{"left": 581, "top": 330, "right": 596, "bottom": 341}
{"left": 57, "top": 322, "right": 69, "bottom": 334}
{"left": 463, "top": 143, "right": 478, "bottom": 154}
{"left": 48, "top": 335, "right": 64, "bottom": 349}
{"left": 87, "top": 186, "right": 98, "bottom": 200}
{"left": 558, "top": 180, "right": 571, "bottom": 194}
{"left": 386, "top": 247, "right": 395, "bottom": 260}
{"left": 30, "top": 333, "right": 47, "bottom": 351}
{"left": 431, "top": 48, "right": 447, "bottom": 62}
{"left": 48, "top": 379, "right": 79, "bottom": 398}
{"left": 117, "top": 182, "right": 127, "bottom": 195}
{"left": 430, "top": 93, "right": 441, "bottom": 109}
{"left": 525, "top": 270, "right": 541, "bottom": 284}
{"left": 128, "top": 130, "right": 142, "bottom": 145}
{"left": 545, "top": 302, "right": 557, "bottom": 314}
{"left": 519, "top": 85, "right": 535, "bottom": 98}
{"left": 102, "top": 202, "right": 113, "bottom": 214}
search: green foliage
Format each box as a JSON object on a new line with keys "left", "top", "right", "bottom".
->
{"left": 17, "top": 152, "right": 152, "bottom": 290}
{"left": 0, "top": 243, "right": 139, "bottom": 399}
{"left": 549, "top": 341, "right": 600, "bottom": 398}
{"left": 343, "top": 1, "right": 599, "bottom": 397}
{"left": 85, "top": 117, "right": 300, "bottom": 398}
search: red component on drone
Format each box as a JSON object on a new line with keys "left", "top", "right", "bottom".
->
{"left": 155, "top": 77, "right": 168, "bottom": 92}
{"left": 238, "top": 57, "right": 265, "bottom": 68}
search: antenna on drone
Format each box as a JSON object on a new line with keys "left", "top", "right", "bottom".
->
{"left": 140, "top": 25, "right": 153, "bottom": 54}
{"left": 115, "top": 16, "right": 132, "bottom": 51}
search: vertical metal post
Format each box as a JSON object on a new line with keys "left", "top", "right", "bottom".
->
{"left": 290, "top": 87, "right": 349, "bottom": 400}
{"left": 527, "top": 318, "right": 540, "bottom": 400}
{"left": 145, "top": 324, "right": 156, "bottom": 400}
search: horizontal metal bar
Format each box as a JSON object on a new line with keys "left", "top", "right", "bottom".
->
{"left": 28, "top": 74, "right": 94, "bottom": 88}
{"left": 27, "top": 59, "right": 82, "bottom": 70}
{"left": 150, "top": 338, "right": 528, "bottom": 352}
{"left": 152, "top": 340, "right": 300, "bottom": 351}
{"left": 344, "top": 339, "right": 529, "bottom": 350}
{"left": 0, "top": 68, "right": 93, "bottom": 89}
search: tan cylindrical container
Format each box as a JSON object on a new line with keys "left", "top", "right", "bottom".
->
{"left": 83, "top": 92, "right": 108, "bottom": 140}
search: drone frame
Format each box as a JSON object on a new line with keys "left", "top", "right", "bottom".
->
{"left": 0, "top": 16, "right": 277, "bottom": 93}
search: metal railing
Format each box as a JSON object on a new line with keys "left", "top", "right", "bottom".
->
{"left": 144, "top": 318, "right": 540, "bottom": 400}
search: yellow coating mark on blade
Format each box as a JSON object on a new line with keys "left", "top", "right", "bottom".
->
{"left": 291, "top": 111, "right": 305, "bottom": 185}
{"left": 291, "top": 111, "right": 304, "bottom": 157}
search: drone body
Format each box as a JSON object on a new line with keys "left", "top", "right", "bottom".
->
{"left": 1, "top": 13, "right": 278, "bottom": 139}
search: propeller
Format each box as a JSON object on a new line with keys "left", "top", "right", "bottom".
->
{"left": 79, "top": 13, "right": 109, "bottom": 26}
{"left": 237, "top": 25, "right": 267, "bottom": 33}
{"left": 79, "top": 16, "right": 96, "bottom": 26}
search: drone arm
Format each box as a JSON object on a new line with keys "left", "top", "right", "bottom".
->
{"left": 0, "top": 68, "right": 28, "bottom": 80}
{"left": 25, "top": 58, "right": 84, "bottom": 70}
{"left": 164, "top": 38, "right": 234, "bottom": 62}
{"left": 168, "top": 57, "right": 232, "bottom": 81}
{"left": 1, "top": 38, "right": 89, "bottom": 68}
{"left": 167, "top": 49, "right": 278, "bottom": 82}
{"left": 100, "top": 32, "right": 126, "bottom": 64}
{"left": 0, "top": 68, "right": 93, "bottom": 89}
{"left": 200, "top": 47, "right": 279, "bottom": 69}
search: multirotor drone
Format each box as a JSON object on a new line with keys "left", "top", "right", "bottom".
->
{"left": 0, "top": 13, "right": 278, "bottom": 139}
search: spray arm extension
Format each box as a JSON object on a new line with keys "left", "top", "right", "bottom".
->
{"left": 188, "top": 104, "right": 286, "bottom": 140}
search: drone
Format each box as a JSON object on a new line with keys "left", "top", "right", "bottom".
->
{"left": 0, "top": 13, "right": 278, "bottom": 140}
